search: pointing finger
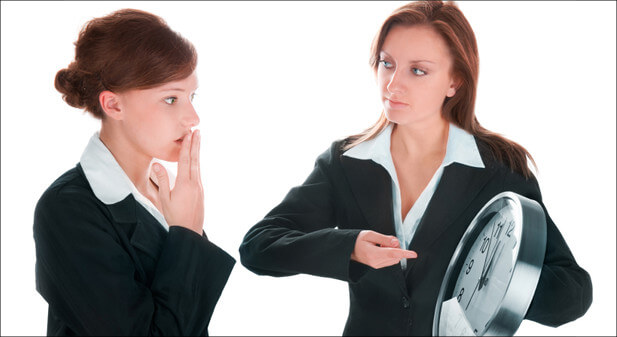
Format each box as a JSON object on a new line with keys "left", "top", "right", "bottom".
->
{"left": 385, "top": 248, "right": 418, "bottom": 259}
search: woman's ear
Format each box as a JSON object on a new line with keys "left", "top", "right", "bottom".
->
{"left": 446, "top": 77, "right": 462, "bottom": 98}
{"left": 99, "top": 91, "right": 123, "bottom": 120}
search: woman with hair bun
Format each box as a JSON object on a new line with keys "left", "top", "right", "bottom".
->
{"left": 239, "top": 1, "right": 592, "bottom": 335}
{"left": 34, "top": 9, "right": 234, "bottom": 336}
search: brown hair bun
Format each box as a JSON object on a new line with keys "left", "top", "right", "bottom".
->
{"left": 55, "top": 9, "right": 197, "bottom": 119}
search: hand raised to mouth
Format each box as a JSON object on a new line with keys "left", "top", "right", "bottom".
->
{"left": 152, "top": 130, "right": 205, "bottom": 235}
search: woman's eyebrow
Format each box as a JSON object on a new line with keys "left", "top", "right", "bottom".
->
{"left": 158, "top": 87, "right": 186, "bottom": 92}
{"left": 408, "top": 59, "right": 435, "bottom": 64}
{"left": 380, "top": 51, "right": 436, "bottom": 64}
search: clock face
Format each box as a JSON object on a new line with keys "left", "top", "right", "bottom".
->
{"left": 433, "top": 192, "right": 546, "bottom": 336}
{"left": 449, "top": 198, "right": 522, "bottom": 335}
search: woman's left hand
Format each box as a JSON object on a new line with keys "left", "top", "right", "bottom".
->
{"left": 152, "top": 130, "right": 204, "bottom": 235}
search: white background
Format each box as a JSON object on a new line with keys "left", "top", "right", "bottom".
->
{"left": 1, "top": 1, "right": 615, "bottom": 336}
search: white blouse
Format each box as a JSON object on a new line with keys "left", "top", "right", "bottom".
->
{"left": 343, "top": 123, "right": 484, "bottom": 268}
{"left": 79, "top": 132, "right": 174, "bottom": 231}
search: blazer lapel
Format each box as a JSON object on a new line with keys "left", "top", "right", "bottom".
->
{"left": 105, "top": 195, "right": 166, "bottom": 281}
{"left": 340, "top": 156, "right": 396, "bottom": 236}
{"left": 407, "top": 163, "right": 496, "bottom": 255}
{"left": 341, "top": 156, "right": 411, "bottom": 295}
{"left": 130, "top": 208, "right": 167, "bottom": 261}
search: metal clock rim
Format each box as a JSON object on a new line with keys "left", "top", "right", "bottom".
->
{"left": 431, "top": 191, "right": 547, "bottom": 336}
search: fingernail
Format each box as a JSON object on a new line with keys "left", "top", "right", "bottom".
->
{"left": 152, "top": 164, "right": 160, "bottom": 173}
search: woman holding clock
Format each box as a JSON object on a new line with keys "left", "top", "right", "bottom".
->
{"left": 239, "top": 1, "right": 592, "bottom": 335}
{"left": 33, "top": 9, "right": 234, "bottom": 335}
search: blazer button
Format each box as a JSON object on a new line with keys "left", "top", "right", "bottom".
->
{"left": 402, "top": 297, "right": 410, "bottom": 309}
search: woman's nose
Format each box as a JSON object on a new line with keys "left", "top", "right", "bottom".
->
{"left": 386, "top": 70, "right": 404, "bottom": 94}
{"left": 183, "top": 103, "right": 200, "bottom": 128}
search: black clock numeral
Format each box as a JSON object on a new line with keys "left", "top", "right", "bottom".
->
{"left": 480, "top": 236, "right": 489, "bottom": 253}
{"left": 494, "top": 220, "right": 504, "bottom": 238}
{"left": 506, "top": 221, "right": 515, "bottom": 237}
{"left": 465, "top": 259, "right": 474, "bottom": 274}
{"left": 457, "top": 288, "right": 465, "bottom": 302}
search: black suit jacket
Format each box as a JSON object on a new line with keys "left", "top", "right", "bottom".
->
{"left": 34, "top": 164, "right": 235, "bottom": 336}
{"left": 239, "top": 138, "right": 592, "bottom": 336}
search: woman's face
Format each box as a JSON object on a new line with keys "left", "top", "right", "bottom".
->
{"left": 377, "top": 25, "right": 458, "bottom": 126}
{"left": 117, "top": 72, "right": 199, "bottom": 162}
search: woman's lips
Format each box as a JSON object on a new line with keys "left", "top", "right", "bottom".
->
{"left": 386, "top": 98, "right": 409, "bottom": 109}
{"left": 175, "top": 132, "right": 191, "bottom": 145}
{"left": 175, "top": 133, "right": 188, "bottom": 143}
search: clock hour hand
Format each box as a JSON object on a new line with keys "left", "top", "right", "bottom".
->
{"left": 478, "top": 218, "right": 506, "bottom": 290}
{"left": 466, "top": 217, "right": 503, "bottom": 308}
{"left": 466, "top": 241, "right": 495, "bottom": 310}
{"left": 479, "top": 221, "right": 498, "bottom": 285}
{"left": 479, "top": 240, "right": 504, "bottom": 290}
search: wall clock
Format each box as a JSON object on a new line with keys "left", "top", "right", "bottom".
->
{"left": 432, "top": 191, "right": 546, "bottom": 336}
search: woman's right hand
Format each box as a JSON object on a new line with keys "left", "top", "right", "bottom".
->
{"left": 351, "top": 230, "right": 417, "bottom": 269}
{"left": 151, "top": 130, "right": 204, "bottom": 235}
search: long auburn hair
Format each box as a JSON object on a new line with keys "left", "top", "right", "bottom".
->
{"left": 55, "top": 9, "right": 197, "bottom": 119}
{"left": 345, "top": 1, "right": 536, "bottom": 178}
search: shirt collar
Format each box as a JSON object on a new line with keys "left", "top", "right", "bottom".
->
{"left": 80, "top": 132, "right": 174, "bottom": 205}
{"left": 343, "top": 122, "right": 485, "bottom": 169}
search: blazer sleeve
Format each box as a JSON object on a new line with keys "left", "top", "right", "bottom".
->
{"left": 504, "top": 172, "right": 592, "bottom": 327}
{"left": 34, "top": 187, "right": 235, "bottom": 336}
{"left": 239, "top": 142, "right": 362, "bottom": 282}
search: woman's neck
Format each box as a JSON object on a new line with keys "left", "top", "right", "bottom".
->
{"left": 99, "top": 124, "right": 154, "bottom": 194}
{"left": 390, "top": 116, "right": 449, "bottom": 161}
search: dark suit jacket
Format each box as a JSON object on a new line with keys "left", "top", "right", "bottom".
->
{"left": 239, "top": 138, "right": 592, "bottom": 336}
{"left": 34, "top": 164, "right": 235, "bottom": 336}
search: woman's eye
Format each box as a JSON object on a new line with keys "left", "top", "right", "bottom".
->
{"left": 379, "top": 59, "right": 393, "bottom": 69}
{"left": 412, "top": 68, "right": 426, "bottom": 76}
{"left": 190, "top": 93, "right": 196, "bottom": 102}
{"left": 164, "top": 97, "right": 177, "bottom": 105}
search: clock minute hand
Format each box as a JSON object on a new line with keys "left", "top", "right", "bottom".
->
{"left": 466, "top": 241, "right": 499, "bottom": 312}
{"left": 465, "top": 276, "right": 482, "bottom": 311}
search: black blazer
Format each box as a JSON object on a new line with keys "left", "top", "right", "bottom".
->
{"left": 239, "top": 138, "right": 592, "bottom": 336}
{"left": 34, "top": 164, "right": 235, "bottom": 336}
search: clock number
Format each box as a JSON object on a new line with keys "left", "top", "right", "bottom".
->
{"left": 465, "top": 259, "right": 474, "bottom": 274}
{"left": 480, "top": 236, "right": 489, "bottom": 253}
{"left": 457, "top": 288, "right": 465, "bottom": 302}
{"left": 506, "top": 221, "right": 515, "bottom": 237}
{"left": 494, "top": 220, "right": 503, "bottom": 238}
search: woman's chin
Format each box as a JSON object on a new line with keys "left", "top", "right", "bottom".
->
{"left": 385, "top": 109, "right": 438, "bottom": 126}
{"left": 384, "top": 110, "right": 410, "bottom": 125}
{"left": 157, "top": 150, "right": 180, "bottom": 163}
